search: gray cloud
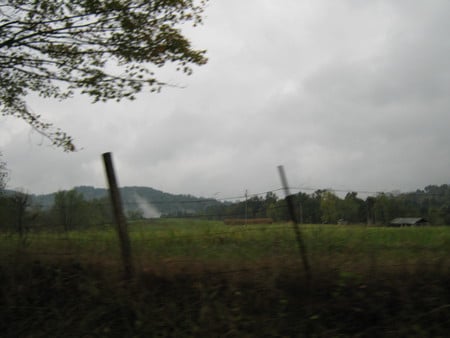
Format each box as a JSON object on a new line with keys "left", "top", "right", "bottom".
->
{"left": 1, "top": 0, "right": 449, "bottom": 197}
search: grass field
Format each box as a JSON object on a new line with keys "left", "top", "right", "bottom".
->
{"left": 2, "top": 220, "right": 449, "bottom": 270}
{"left": 1, "top": 220, "right": 449, "bottom": 337}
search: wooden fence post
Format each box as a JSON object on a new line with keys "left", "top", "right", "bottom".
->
{"left": 278, "top": 165, "right": 311, "bottom": 281}
{"left": 102, "top": 152, "right": 133, "bottom": 280}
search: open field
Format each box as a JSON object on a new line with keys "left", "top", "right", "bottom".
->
{"left": 2, "top": 220, "right": 449, "bottom": 271}
{"left": 1, "top": 221, "right": 449, "bottom": 337}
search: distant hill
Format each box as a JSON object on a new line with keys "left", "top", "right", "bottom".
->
{"left": 28, "top": 186, "right": 220, "bottom": 216}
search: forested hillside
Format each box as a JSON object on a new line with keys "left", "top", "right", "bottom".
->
{"left": 29, "top": 186, "right": 220, "bottom": 216}
{"left": 0, "top": 186, "right": 220, "bottom": 231}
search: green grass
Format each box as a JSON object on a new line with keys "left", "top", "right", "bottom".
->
{"left": 0, "top": 221, "right": 448, "bottom": 287}
{"left": 1, "top": 221, "right": 449, "bottom": 337}
{"left": 1, "top": 221, "right": 449, "bottom": 269}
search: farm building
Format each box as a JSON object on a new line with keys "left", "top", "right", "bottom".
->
{"left": 389, "top": 217, "right": 428, "bottom": 227}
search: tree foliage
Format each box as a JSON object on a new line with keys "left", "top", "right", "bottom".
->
{"left": 0, "top": 0, "right": 208, "bottom": 151}
{"left": 0, "top": 190, "right": 30, "bottom": 234}
{"left": 203, "top": 185, "right": 450, "bottom": 226}
{"left": 319, "top": 191, "right": 340, "bottom": 224}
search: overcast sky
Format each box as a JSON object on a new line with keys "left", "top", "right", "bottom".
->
{"left": 1, "top": 0, "right": 450, "bottom": 199}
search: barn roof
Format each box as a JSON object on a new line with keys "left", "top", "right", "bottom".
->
{"left": 389, "top": 217, "right": 427, "bottom": 225}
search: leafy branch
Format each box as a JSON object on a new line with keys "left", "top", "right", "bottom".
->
{"left": 0, "top": 0, "right": 208, "bottom": 151}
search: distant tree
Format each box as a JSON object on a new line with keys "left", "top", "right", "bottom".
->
{"left": 320, "top": 191, "right": 340, "bottom": 224}
{"left": 365, "top": 196, "right": 376, "bottom": 225}
{"left": 372, "top": 193, "right": 405, "bottom": 225}
{"left": 341, "top": 192, "right": 365, "bottom": 224}
{"left": 264, "top": 192, "right": 282, "bottom": 221}
{"left": 247, "top": 196, "right": 265, "bottom": 218}
{"left": 0, "top": 190, "right": 30, "bottom": 236}
{"left": 52, "top": 189, "right": 86, "bottom": 231}
{"left": 294, "top": 192, "right": 321, "bottom": 224}
{"left": 85, "top": 197, "right": 113, "bottom": 226}
{"left": 0, "top": 152, "right": 7, "bottom": 191}
{"left": 0, "top": 195, "right": 14, "bottom": 230}
{"left": 264, "top": 191, "right": 278, "bottom": 205}
{"left": 266, "top": 199, "right": 287, "bottom": 222}
{"left": 1, "top": 0, "right": 208, "bottom": 151}
{"left": 438, "top": 205, "right": 450, "bottom": 225}
{"left": 11, "top": 191, "right": 30, "bottom": 238}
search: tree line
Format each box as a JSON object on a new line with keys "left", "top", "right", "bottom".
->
{"left": 0, "top": 185, "right": 217, "bottom": 233}
{"left": 0, "top": 189, "right": 112, "bottom": 234}
{"left": 1, "top": 184, "right": 450, "bottom": 235}
{"left": 202, "top": 185, "right": 450, "bottom": 225}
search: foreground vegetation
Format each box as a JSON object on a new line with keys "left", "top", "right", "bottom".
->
{"left": 1, "top": 221, "right": 449, "bottom": 337}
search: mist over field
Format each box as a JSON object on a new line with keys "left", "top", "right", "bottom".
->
{"left": 134, "top": 194, "right": 161, "bottom": 219}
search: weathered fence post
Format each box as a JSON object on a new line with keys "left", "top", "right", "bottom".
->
{"left": 102, "top": 152, "right": 133, "bottom": 280}
{"left": 278, "top": 165, "right": 311, "bottom": 281}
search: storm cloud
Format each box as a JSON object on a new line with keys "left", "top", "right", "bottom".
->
{"left": 1, "top": 0, "right": 449, "bottom": 198}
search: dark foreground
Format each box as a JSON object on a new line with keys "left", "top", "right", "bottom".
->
{"left": 1, "top": 260, "right": 449, "bottom": 338}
